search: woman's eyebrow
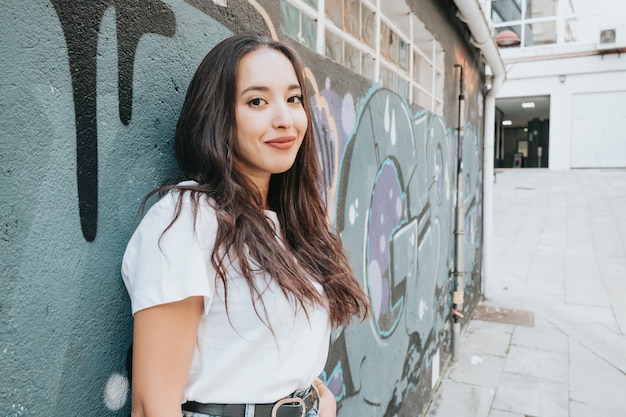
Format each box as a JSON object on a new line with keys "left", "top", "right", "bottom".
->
{"left": 240, "top": 84, "right": 302, "bottom": 96}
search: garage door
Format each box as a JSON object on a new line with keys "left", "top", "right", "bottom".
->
{"left": 571, "top": 90, "right": 626, "bottom": 168}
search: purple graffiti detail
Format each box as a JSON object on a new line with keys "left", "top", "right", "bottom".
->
{"left": 320, "top": 87, "right": 350, "bottom": 151}
{"left": 435, "top": 146, "right": 444, "bottom": 203}
{"left": 327, "top": 88, "right": 465, "bottom": 416}
{"left": 368, "top": 162, "right": 405, "bottom": 332}
{"left": 311, "top": 87, "right": 355, "bottom": 206}
{"left": 326, "top": 367, "right": 344, "bottom": 399}
{"left": 311, "top": 99, "right": 337, "bottom": 197}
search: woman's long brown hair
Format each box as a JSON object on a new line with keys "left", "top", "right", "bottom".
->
{"left": 153, "top": 33, "right": 369, "bottom": 327}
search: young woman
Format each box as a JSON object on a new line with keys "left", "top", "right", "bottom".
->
{"left": 121, "top": 33, "right": 370, "bottom": 417}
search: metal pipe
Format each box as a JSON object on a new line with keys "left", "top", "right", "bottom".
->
{"left": 482, "top": 90, "right": 497, "bottom": 300}
{"left": 452, "top": 64, "right": 465, "bottom": 361}
{"left": 374, "top": 0, "right": 381, "bottom": 83}
{"left": 316, "top": 0, "right": 325, "bottom": 55}
{"left": 450, "top": 0, "right": 506, "bottom": 357}
{"left": 500, "top": 47, "right": 626, "bottom": 63}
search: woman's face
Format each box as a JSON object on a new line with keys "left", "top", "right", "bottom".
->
{"left": 234, "top": 47, "right": 307, "bottom": 191}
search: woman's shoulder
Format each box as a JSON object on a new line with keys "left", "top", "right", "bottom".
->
{"left": 122, "top": 180, "right": 218, "bottom": 314}
{"left": 139, "top": 180, "right": 218, "bottom": 235}
{"left": 148, "top": 180, "right": 214, "bottom": 213}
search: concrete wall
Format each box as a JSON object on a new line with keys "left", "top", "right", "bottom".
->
{"left": 0, "top": 1, "right": 486, "bottom": 416}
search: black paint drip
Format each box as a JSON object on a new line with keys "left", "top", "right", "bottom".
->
{"left": 51, "top": 0, "right": 176, "bottom": 241}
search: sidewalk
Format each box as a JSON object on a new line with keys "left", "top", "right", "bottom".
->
{"left": 426, "top": 169, "right": 626, "bottom": 417}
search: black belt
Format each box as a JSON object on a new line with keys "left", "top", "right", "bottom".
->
{"left": 182, "top": 390, "right": 315, "bottom": 417}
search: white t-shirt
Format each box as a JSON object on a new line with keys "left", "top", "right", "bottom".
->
{"left": 121, "top": 182, "right": 331, "bottom": 403}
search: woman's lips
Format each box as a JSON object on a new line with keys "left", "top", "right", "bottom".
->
{"left": 265, "top": 136, "right": 296, "bottom": 150}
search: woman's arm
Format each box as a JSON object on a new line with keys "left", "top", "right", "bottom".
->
{"left": 313, "top": 378, "right": 337, "bottom": 417}
{"left": 131, "top": 296, "right": 204, "bottom": 417}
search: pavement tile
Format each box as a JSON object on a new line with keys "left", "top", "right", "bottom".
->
{"left": 525, "top": 278, "right": 564, "bottom": 297}
{"left": 611, "top": 303, "right": 626, "bottom": 335}
{"left": 426, "top": 380, "right": 494, "bottom": 417}
{"left": 564, "top": 225, "right": 592, "bottom": 235}
{"left": 562, "top": 262, "right": 598, "bottom": 280}
{"left": 576, "top": 305, "right": 621, "bottom": 333}
{"left": 537, "top": 239, "right": 567, "bottom": 250}
{"left": 548, "top": 305, "right": 626, "bottom": 372}
{"left": 569, "top": 339, "right": 626, "bottom": 411}
{"left": 531, "top": 312, "right": 556, "bottom": 329}
{"left": 527, "top": 261, "right": 564, "bottom": 279}
{"left": 427, "top": 170, "right": 626, "bottom": 417}
{"left": 603, "top": 274, "right": 626, "bottom": 291}
{"left": 565, "top": 289, "right": 610, "bottom": 307}
{"left": 448, "top": 350, "right": 505, "bottom": 387}
{"left": 570, "top": 401, "right": 626, "bottom": 417}
{"left": 503, "top": 345, "right": 568, "bottom": 383}
{"left": 511, "top": 326, "right": 568, "bottom": 353}
{"left": 594, "top": 243, "right": 625, "bottom": 260}
{"left": 462, "top": 322, "right": 514, "bottom": 357}
{"left": 563, "top": 245, "right": 594, "bottom": 257}
{"left": 492, "top": 372, "right": 568, "bottom": 417}
{"left": 488, "top": 410, "right": 526, "bottom": 417}
{"left": 599, "top": 259, "right": 626, "bottom": 279}
{"left": 498, "top": 262, "right": 531, "bottom": 281}
{"left": 563, "top": 250, "right": 597, "bottom": 262}
{"left": 563, "top": 276, "right": 604, "bottom": 291}
{"left": 531, "top": 254, "right": 565, "bottom": 270}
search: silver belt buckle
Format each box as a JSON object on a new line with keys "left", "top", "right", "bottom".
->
{"left": 271, "top": 397, "right": 306, "bottom": 417}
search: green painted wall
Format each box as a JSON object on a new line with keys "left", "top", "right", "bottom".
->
{"left": 0, "top": 1, "right": 485, "bottom": 415}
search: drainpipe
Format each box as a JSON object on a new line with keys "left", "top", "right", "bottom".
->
{"left": 450, "top": 0, "right": 506, "bottom": 359}
{"left": 452, "top": 64, "right": 465, "bottom": 361}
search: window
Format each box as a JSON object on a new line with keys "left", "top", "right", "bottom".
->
{"left": 491, "top": 0, "right": 617, "bottom": 48}
{"left": 280, "top": 1, "right": 316, "bottom": 49}
{"left": 281, "top": 0, "right": 445, "bottom": 115}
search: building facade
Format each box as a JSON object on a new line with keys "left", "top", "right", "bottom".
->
{"left": 0, "top": 1, "right": 497, "bottom": 415}
{"left": 491, "top": 0, "right": 626, "bottom": 169}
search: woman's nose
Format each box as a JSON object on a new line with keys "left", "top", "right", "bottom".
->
{"left": 272, "top": 102, "right": 293, "bottom": 129}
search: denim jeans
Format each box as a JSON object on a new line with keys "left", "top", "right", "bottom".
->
{"left": 181, "top": 385, "right": 320, "bottom": 417}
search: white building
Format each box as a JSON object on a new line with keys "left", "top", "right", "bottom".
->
{"left": 490, "top": 0, "right": 626, "bottom": 169}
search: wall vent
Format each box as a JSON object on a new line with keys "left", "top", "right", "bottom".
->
{"left": 599, "top": 28, "right": 617, "bottom": 45}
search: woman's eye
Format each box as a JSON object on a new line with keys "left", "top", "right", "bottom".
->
{"left": 288, "top": 95, "right": 303, "bottom": 104}
{"left": 248, "top": 98, "right": 266, "bottom": 107}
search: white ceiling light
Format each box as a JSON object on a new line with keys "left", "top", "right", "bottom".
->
{"left": 522, "top": 102, "right": 535, "bottom": 108}
{"left": 502, "top": 120, "right": 512, "bottom": 126}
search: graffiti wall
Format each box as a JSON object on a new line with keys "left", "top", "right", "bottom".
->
{"left": 0, "top": 0, "right": 485, "bottom": 416}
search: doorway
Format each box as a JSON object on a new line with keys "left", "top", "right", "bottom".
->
{"left": 495, "top": 95, "right": 550, "bottom": 168}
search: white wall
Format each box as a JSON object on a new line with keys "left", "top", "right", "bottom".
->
{"left": 497, "top": 52, "right": 626, "bottom": 169}
{"left": 571, "top": 90, "right": 626, "bottom": 167}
